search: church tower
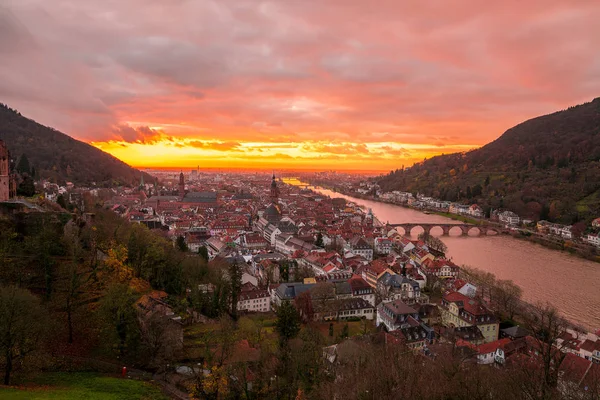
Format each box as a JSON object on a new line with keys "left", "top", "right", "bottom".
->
{"left": 270, "top": 173, "right": 279, "bottom": 204}
{"left": 178, "top": 171, "right": 185, "bottom": 199}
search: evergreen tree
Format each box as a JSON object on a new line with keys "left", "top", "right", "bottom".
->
{"left": 16, "top": 154, "right": 31, "bottom": 175}
{"left": 56, "top": 194, "right": 68, "bottom": 209}
{"left": 198, "top": 246, "right": 209, "bottom": 262}
{"left": 340, "top": 323, "right": 349, "bottom": 339}
{"left": 229, "top": 262, "right": 242, "bottom": 320}
{"left": 17, "top": 175, "right": 35, "bottom": 197}
{"left": 276, "top": 301, "right": 300, "bottom": 345}
{"left": 176, "top": 236, "right": 188, "bottom": 252}
{"left": 315, "top": 232, "right": 324, "bottom": 247}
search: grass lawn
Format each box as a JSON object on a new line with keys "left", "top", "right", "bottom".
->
{"left": 312, "top": 319, "right": 376, "bottom": 344}
{"left": 576, "top": 189, "right": 600, "bottom": 213}
{"left": 183, "top": 314, "right": 280, "bottom": 361}
{"left": 0, "top": 372, "right": 167, "bottom": 400}
{"left": 433, "top": 211, "right": 482, "bottom": 225}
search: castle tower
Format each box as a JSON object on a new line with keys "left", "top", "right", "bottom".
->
{"left": 0, "top": 140, "right": 13, "bottom": 201}
{"left": 0, "top": 141, "right": 10, "bottom": 201}
{"left": 270, "top": 173, "right": 279, "bottom": 203}
{"left": 178, "top": 171, "right": 185, "bottom": 199}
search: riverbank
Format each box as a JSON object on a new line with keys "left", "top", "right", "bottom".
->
{"left": 510, "top": 230, "right": 600, "bottom": 263}
{"left": 307, "top": 180, "right": 600, "bottom": 264}
{"left": 299, "top": 180, "right": 599, "bottom": 331}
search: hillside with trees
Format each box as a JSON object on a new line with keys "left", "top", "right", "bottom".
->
{"left": 378, "top": 98, "right": 600, "bottom": 225}
{"left": 1, "top": 200, "right": 597, "bottom": 398}
{"left": 0, "top": 103, "right": 149, "bottom": 186}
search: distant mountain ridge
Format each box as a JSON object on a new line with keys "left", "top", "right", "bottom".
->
{"left": 0, "top": 103, "right": 149, "bottom": 186}
{"left": 378, "top": 98, "right": 600, "bottom": 225}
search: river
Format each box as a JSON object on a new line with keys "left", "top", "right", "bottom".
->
{"left": 293, "top": 182, "right": 600, "bottom": 331}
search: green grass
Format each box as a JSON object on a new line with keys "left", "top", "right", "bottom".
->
{"left": 576, "top": 189, "right": 600, "bottom": 214}
{"left": 312, "top": 320, "right": 376, "bottom": 344}
{"left": 433, "top": 211, "right": 482, "bottom": 225}
{"left": 0, "top": 372, "right": 167, "bottom": 400}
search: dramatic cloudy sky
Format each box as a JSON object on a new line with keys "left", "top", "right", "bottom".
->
{"left": 1, "top": 0, "right": 600, "bottom": 171}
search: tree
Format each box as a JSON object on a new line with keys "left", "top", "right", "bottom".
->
{"left": 339, "top": 323, "right": 349, "bottom": 339}
{"left": 492, "top": 279, "right": 523, "bottom": 320}
{"left": 23, "top": 217, "right": 66, "bottom": 300}
{"left": 176, "top": 235, "right": 188, "bottom": 252}
{"left": 17, "top": 175, "right": 35, "bottom": 197}
{"left": 515, "top": 304, "right": 571, "bottom": 399}
{"left": 229, "top": 262, "right": 243, "bottom": 320}
{"left": 295, "top": 291, "right": 314, "bottom": 322}
{"left": 60, "top": 260, "right": 91, "bottom": 344}
{"left": 198, "top": 245, "right": 209, "bottom": 262}
{"left": 138, "top": 310, "right": 180, "bottom": 369}
{"left": 16, "top": 154, "right": 31, "bottom": 175}
{"left": 0, "top": 286, "right": 47, "bottom": 385}
{"left": 59, "top": 224, "right": 94, "bottom": 344}
{"left": 418, "top": 232, "right": 448, "bottom": 255}
{"left": 275, "top": 302, "right": 301, "bottom": 345}
{"left": 98, "top": 283, "right": 139, "bottom": 357}
{"left": 315, "top": 232, "right": 324, "bottom": 247}
{"left": 56, "top": 194, "right": 68, "bottom": 209}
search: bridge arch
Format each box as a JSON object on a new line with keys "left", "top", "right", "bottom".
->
{"left": 407, "top": 225, "right": 424, "bottom": 236}
{"left": 448, "top": 225, "right": 465, "bottom": 236}
{"left": 467, "top": 226, "right": 483, "bottom": 236}
{"left": 485, "top": 227, "right": 500, "bottom": 236}
{"left": 428, "top": 226, "right": 445, "bottom": 236}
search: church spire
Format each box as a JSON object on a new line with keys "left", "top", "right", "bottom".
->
{"left": 270, "top": 172, "right": 279, "bottom": 203}
{"left": 178, "top": 170, "right": 185, "bottom": 199}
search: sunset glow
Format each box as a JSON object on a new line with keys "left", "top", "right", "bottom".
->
{"left": 2, "top": 1, "right": 600, "bottom": 170}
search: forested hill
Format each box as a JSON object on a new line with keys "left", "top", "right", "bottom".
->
{"left": 0, "top": 103, "right": 150, "bottom": 186}
{"left": 378, "top": 97, "right": 600, "bottom": 225}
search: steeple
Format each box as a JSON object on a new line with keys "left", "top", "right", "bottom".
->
{"left": 178, "top": 171, "right": 185, "bottom": 199}
{"left": 270, "top": 173, "right": 279, "bottom": 203}
{"left": 139, "top": 173, "right": 145, "bottom": 190}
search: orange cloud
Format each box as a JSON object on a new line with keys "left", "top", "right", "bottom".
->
{"left": 2, "top": 1, "right": 600, "bottom": 171}
{"left": 187, "top": 141, "right": 242, "bottom": 151}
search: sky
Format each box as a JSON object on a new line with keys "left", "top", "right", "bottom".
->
{"left": 1, "top": 1, "right": 600, "bottom": 172}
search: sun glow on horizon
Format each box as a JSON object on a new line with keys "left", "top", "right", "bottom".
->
{"left": 91, "top": 136, "right": 480, "bottom": 171}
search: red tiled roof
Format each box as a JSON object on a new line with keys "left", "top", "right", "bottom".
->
{"left": 560, "top": 353, "right": 593, "bottom": 385}
{"left": 477, "top": 338, "right": 511, "bottom": 354}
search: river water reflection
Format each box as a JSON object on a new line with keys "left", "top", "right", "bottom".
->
{"left": 292, "top": 182, "right": 599, "bottom": 330}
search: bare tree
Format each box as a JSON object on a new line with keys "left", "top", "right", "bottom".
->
{"left": 513, "top": 303, "right": 572, "bottom": 400}
{"left": 138, "top": 311, "right": 181, "bottom": 370}
{"left": 492, "top": 279, "right": 523, "bottom": 320}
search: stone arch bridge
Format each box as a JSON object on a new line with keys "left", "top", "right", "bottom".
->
{"left": 387, "top": 223, "right": 504, "bottom": 237}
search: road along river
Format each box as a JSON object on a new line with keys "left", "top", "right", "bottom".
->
{"left": 301, "top": 184, "right": 600, "bottom": 331}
